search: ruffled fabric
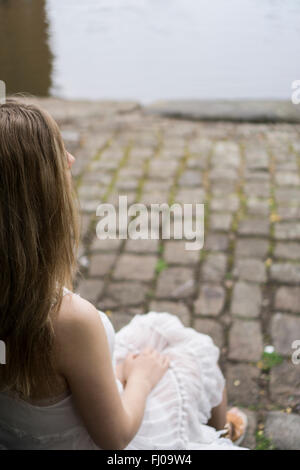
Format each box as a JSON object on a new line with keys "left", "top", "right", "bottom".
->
{"left": 114, "top": 312, "right": 241, "bottom": 450}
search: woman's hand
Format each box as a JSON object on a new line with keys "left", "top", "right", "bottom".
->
{"left": 120, "top": 347, "right": 170, "bottom": 392}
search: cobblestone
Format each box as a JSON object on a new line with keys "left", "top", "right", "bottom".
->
{"left": 274, "top": 286, "right": 300, "bottom": 313}
{"left": 124, "top": 239, "right": 159, "bottom": 254}
{"left": 204, "top": 233, "right": 229, "bottom": 252}
{"left": 156, "top": 267, "right": 195, "bottom": 299}
{"left": 100, "top": 282, "right": 149, "bottom": 308}
{"left": 89, "top": 253, "right": 117, "bottom": 277}
{"left": 201, "top": 253, "right": 227, "bottom": 282}
{"left": 274, "top": 222, "right": 300, "bottom": 241}
{"left": 241, "top": 409, "right": 257, "bottom": 449}
{"left": 271, "top": 313, "right": 300, "bottom": 356}
{"left": 178, "top": 170, "right": 202, "bottom": 187}
{"left": 265, "top": 412, "right": 300, "bottom": 450}
{"left": 209, "top": 213, "right": 232, "bottom": 232}
{"left": 163, "top": 241, "right": 200, "bottom": 265}
{"left": 228, "top": 320, "right": 263, "bottom": 361}
{"left": 238, "top": 218, "right": 270, "bottom": 237}
{"left": 231, "top": 282, "right": 262, "bottom": 318}
{"left": 210, "top": 195, "right": 239, "bottom": 212}
{"left": 233, "top": 259, "right": 267, "bottom": 283}
{"left": 275, "top": 187, "right": 300, "bottom": 205}
{"left": 76, "top": 279, "right": 104, "bottom": 304}
{"left": 193, "top": 318, "right": 224, "bottom": 349}
{"left": 113, "top": 254, "right": 157, "bottom": 282}
{"left": 235, "top": 238, "right": 269, "bottom": 259}
{"left": 270, "top": 361, "right": 300, "bottom": 408}
{"left": 194, "top": 284, "right": 226, "bottom": 317}
{"left": 174, "top": 188, "right": 205, "bottom": 204}
{"left": 244, "top": 181, "right": 270, "bottom": 198}
{"left": 277, "top": 206, "right": 300, "bottom": 221}
{"left": 274, "top": 242, "right": 300, "bottom": 260}
{"left": 91, "top": 237, "right": 122, "bottom": 252}
{"left": 247, "top": 197, "right": 270, "bottom": 217}
{"left": 226, "top": 364, "right": 260, "bottom": 406}
{"left": 270, "top": 263, "right": 300, "bottom": 284}
{"left": 275, "top": 172, "right": 300, "bottom": 186}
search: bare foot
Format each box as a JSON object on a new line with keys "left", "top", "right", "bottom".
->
{"left": 223, "top": 407, "right": 248, "bottom": 445}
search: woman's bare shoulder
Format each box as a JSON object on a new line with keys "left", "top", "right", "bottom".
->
{"left": 56, "top": 291, "right": 99, "bottom": 326}
{"left": 52, "top": 292, "right": 105, "bottom": 370}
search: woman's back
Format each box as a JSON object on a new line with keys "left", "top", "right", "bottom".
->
{"left": 0, "top": 291, "right": 117, "bottom": 450}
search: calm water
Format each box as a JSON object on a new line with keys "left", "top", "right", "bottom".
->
{"left": 1, "top": 0, "right": 300, "bottom": 102}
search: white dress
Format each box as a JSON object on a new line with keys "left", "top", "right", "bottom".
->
{"left": 0, "top": 289, "right": 245, "bottom": 450}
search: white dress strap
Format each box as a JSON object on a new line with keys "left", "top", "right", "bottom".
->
{"left": 62, "top": 287, "right": 73, "bottom": 296}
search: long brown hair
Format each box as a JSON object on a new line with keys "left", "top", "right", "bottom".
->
{"left": 0, "top": 99, "right": 79, "bottom": 398}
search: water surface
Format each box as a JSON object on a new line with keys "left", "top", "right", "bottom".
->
{"left": 1, "top": 0, "right": 300, "bottom": 102}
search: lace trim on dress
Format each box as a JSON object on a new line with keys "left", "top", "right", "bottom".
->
{"left": 167, "top": 365, "right": 189, "bottom": 447}
{"left": 0, "top": 418, "right": 86, "bottom": 446}
{"left": 2, "top": 389, "right": 71, "bottom": 408}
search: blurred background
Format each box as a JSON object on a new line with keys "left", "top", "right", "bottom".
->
{"left": 1, "top": 0, "right": 300, "bottom": 101}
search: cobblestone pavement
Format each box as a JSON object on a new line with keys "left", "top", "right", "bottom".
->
{"left": 34, "top": 98, "right": 300, "bottom": 449}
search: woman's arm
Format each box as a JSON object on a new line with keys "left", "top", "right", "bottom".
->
{"left": 54, "top": 294, "right": 168, "bottom": 449}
